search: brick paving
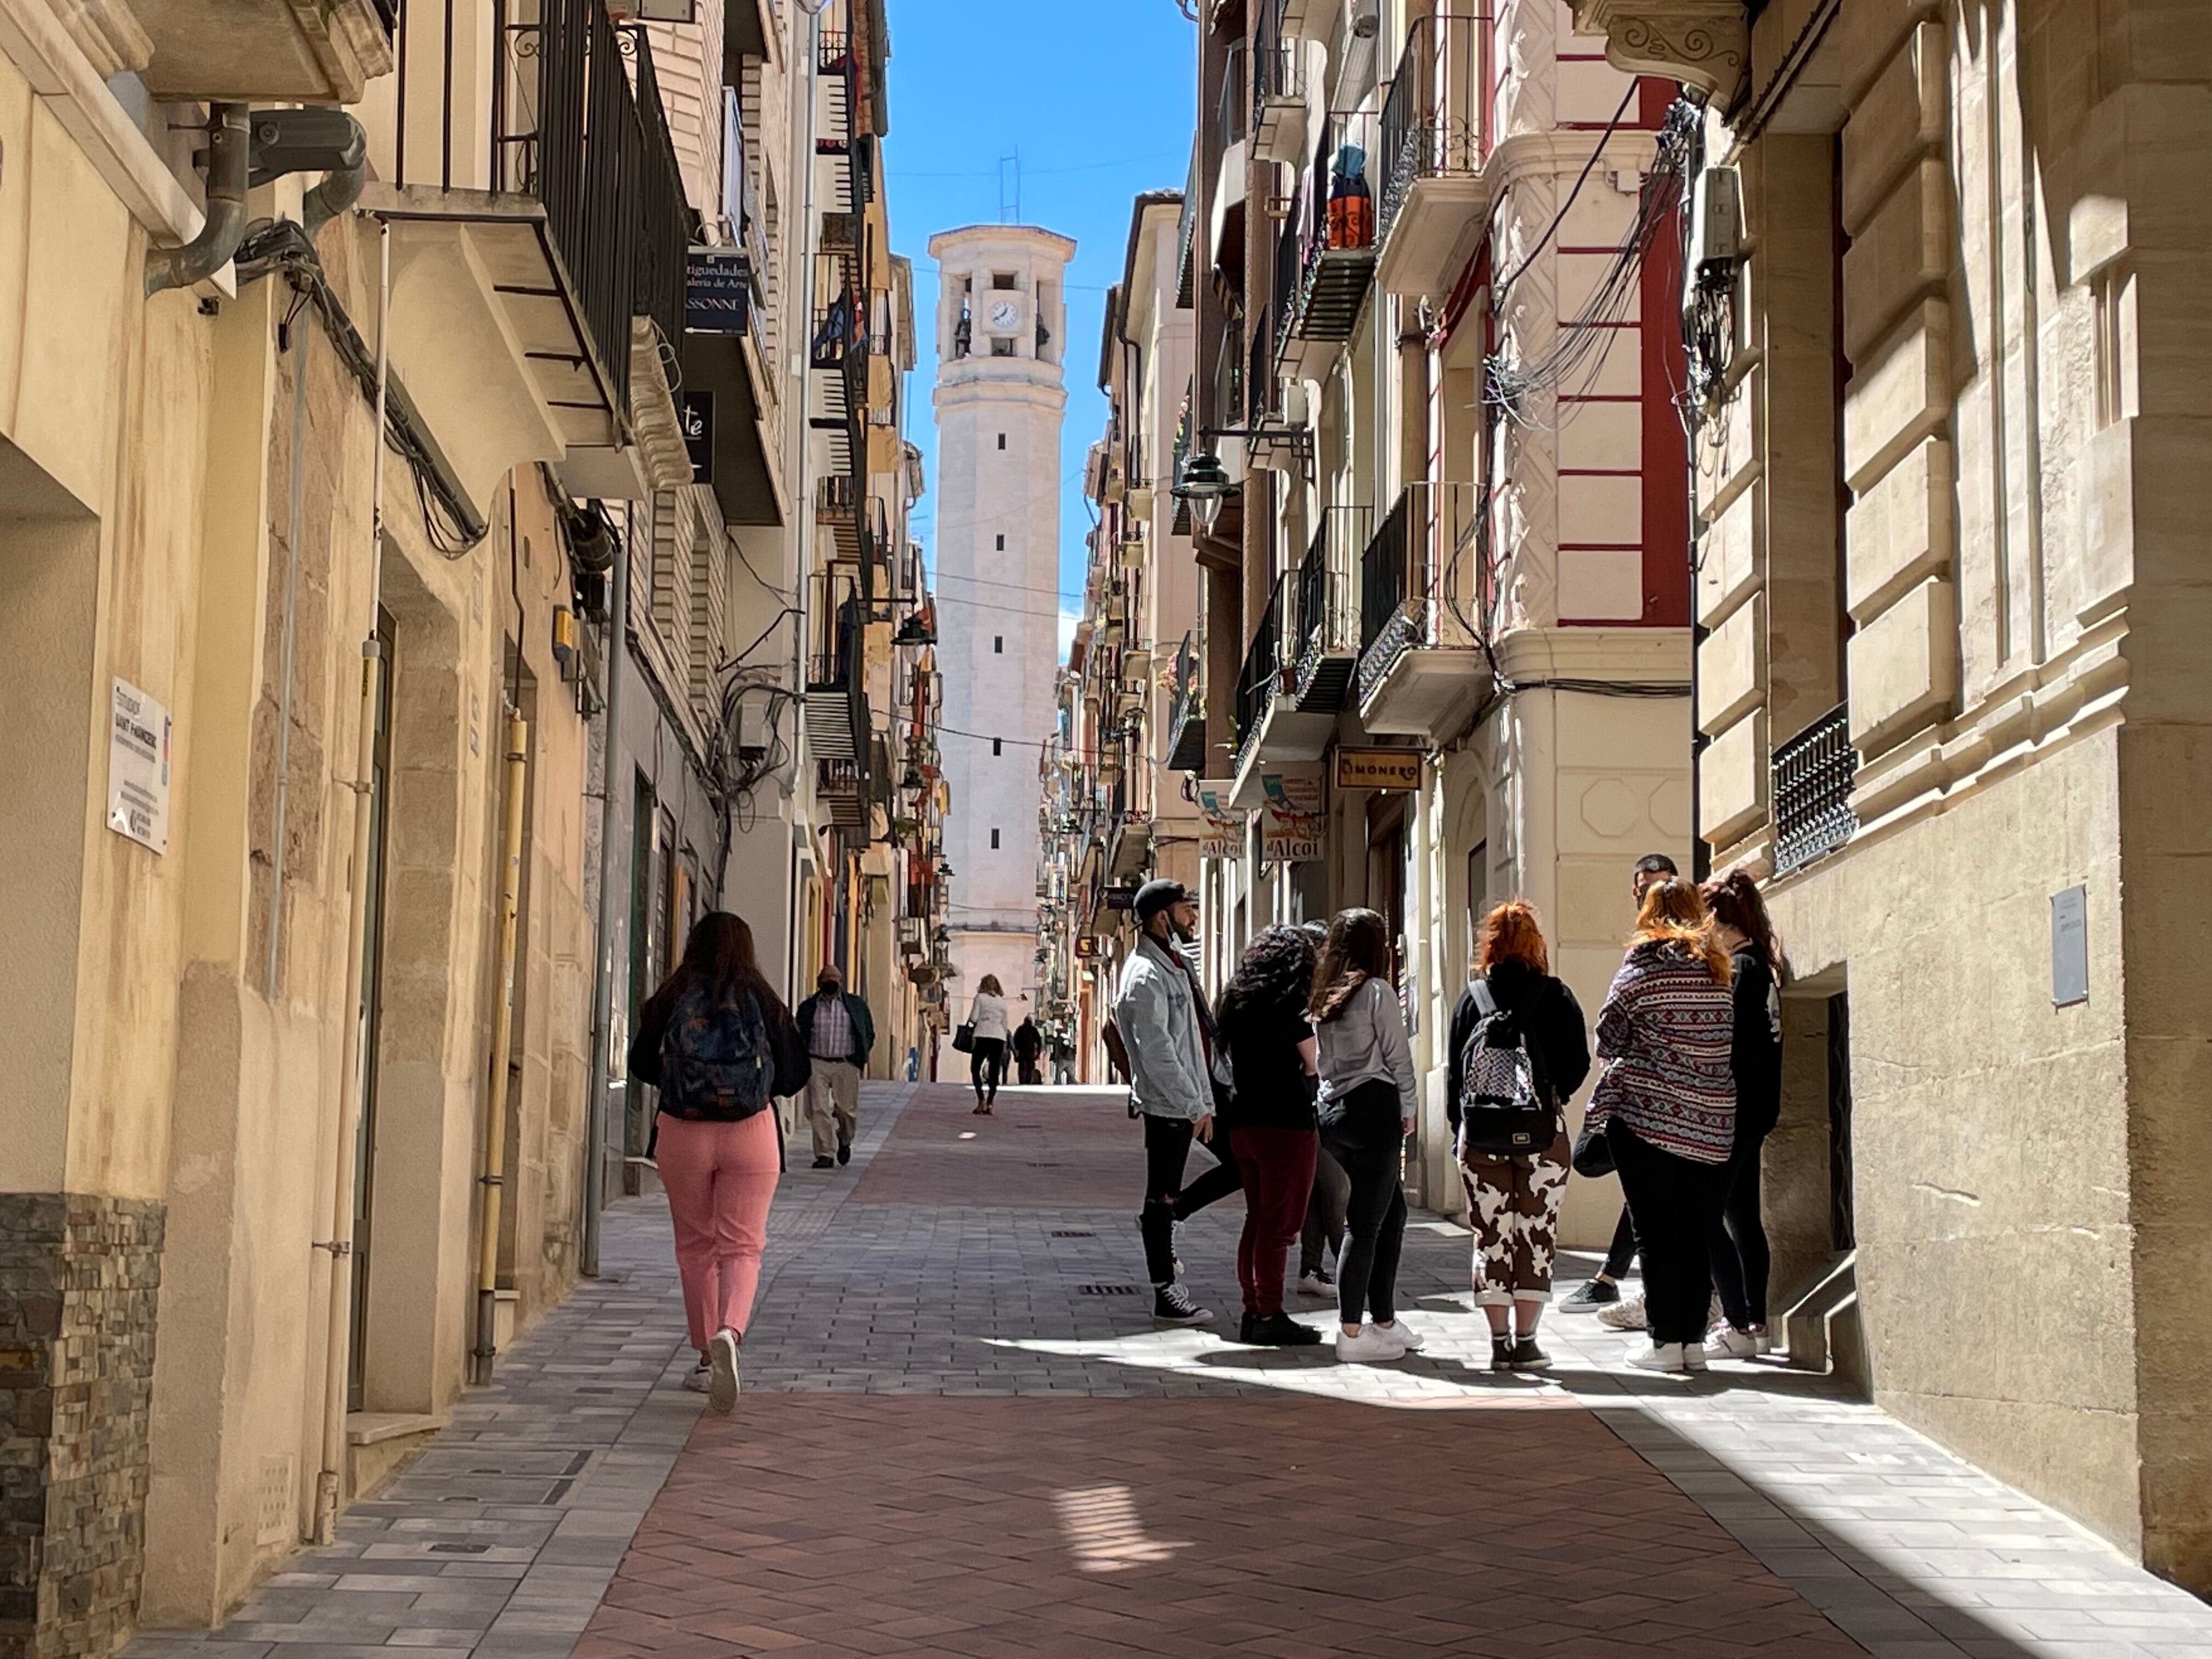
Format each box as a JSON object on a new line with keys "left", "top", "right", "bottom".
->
{"left": 134, "top": 1083, "right": 2212, "bottom": 1659}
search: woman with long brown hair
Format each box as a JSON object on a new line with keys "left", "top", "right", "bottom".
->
{"left": 628, "top": 911, "right": 806, "bottom": 1413}
{"left": 1585, "top": 880, "right": 1736, "bottom": 1373}
{"left": 1310, "top": 909, "right": 1420, "bottom": 1363}
{"left": 1447, "top": 901, "right": 1590, "bottom": 1372}
{"left": 1700, "top": 871, "right": 1785, "bottom": 1359}
{"left": 967, "top": 973, "right": 1011, "bottom": 1111}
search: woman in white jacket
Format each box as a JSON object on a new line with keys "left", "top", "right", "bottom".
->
{"left": 968, "top": 975, "right": 1011, "bottom": 1113}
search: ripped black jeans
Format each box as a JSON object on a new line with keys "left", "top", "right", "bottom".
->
{"left": 1137, "top": 1112, "right": 1242, "bottom": 1285}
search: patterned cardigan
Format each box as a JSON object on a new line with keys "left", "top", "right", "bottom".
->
{"left": 1585, "top": 939, "right": 1737, "bottom": 1165}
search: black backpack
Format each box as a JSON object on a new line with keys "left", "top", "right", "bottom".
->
{"left": 1455, "top": 979, "right": 1556, "bottom": 1156}
{"left": 657, "top": 983, "right": 772, "bottom": 1121}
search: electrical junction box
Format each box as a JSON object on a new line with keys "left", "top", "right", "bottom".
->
{"left": 737, "top": 701, "right": 772, "bottom": 755}
{"left": 1688, "top": 165, "right": 1744, "bottom": 275}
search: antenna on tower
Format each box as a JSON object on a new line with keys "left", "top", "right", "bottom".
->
{"left": 998, "top": 153, "right": 1022, "bottom": 224}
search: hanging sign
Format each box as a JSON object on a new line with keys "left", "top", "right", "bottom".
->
{"left": 1336, "top": 747, "right": 1423, "bottom": 791}
{"left": 1260, "top": 770, "right": 1325, "bottom": 865}
{"left": 681, "top": 391, "right": 714, "bottom": 483}
{"left": 107, "top": 678, "right": 171, "bottom": 854}
{"left": 685, "top": 247, "right": 752, "bottom": 335}
{"left": 1195, "top": 780, "right": 1244, "bottom": 861}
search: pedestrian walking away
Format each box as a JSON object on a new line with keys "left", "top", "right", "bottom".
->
{"left": 1311, "top": 908, "right": 1421, "bottom": 1364}
{"left": 1700, "top": 871, "right": 1785, "bottom": 1361}
{"left": 1114, "top": 878, "right": 1241, "bottom": 1327}
{"left": 967, "top": 976, "right": 1011, "bottom": 1111}
{"left": 1214, "top": 925, "right": 1325, "bottom": 1346}
{"left": 627, "top": 911, "right": 808, "bottom": 1414}
{"left": 1564, "top": 850, "right": 1677, "bottom": 1320}
{"left": 1448, "top": 901, "right": 1590, "bottom": 1373}
{"left": 1585, "top": 879, "right": 1737, "bottom": 1373}
{"left": 1012, "top": 1015, "right": 1045, "bottom": 1085}
{"left": 793, "top": 964, "right": 874, "bottom": 1169}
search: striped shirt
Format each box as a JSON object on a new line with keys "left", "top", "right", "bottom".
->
{"left": 1585, "top": 941, "right": 1737, "bottom": 1165}
{"left": 809, "top": 993, "right": 853, "bottom": 1060}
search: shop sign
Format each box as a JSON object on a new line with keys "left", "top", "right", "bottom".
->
{"left": 107, "top": 678, "right": 171, "bottom": 854}
{"left": 685, "top": 246, "right": 751, "bottom": 334}
{"left": 1195, "top": 778, "right": 1244, "bottom": 861}
{"left": 681, "top": 391, "right": 713, "bottom": 483}
{"left": 1335, "top": 747, "right": 1423, "bottom": 792}
{"left": 1260, "top": 770, "right": 1324, "bottom": 864}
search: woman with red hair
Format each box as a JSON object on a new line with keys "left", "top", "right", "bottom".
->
{"left": 1586, "top": 879, "right": 1737, "bottom": 1373}
{"left": 1446, "top": 901, "right": 1590, "bottom": 1372}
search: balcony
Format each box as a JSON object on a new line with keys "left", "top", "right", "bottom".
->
{"left": 1231, "top": 575, "right": 1334, "bottom": 806}
{"left": 1210, "top": 42, "right": 1248, "bottom": 278}
{"left": 363, "top": 0, "right": 694, "bottom": 510}
{"left": 134, "top": 0, "right": 392, "bottom": 100}
{"left": 808, "top": 256, "right": 870, "bottom": 478}
{"left": 1164, "top": 632, "right": 1207, "bottom": 773}
{"left": 1376, "top": 14, "right": 1495, "bottom": 298}
{"left": 814, "top": 27, "right": 862, "bottom": 215}
{"left": 1291, "top": 504, "right": 1372, "bottom": 712}
{"left": 1251, "top": 0, "right": 1311, "bottom": 166}
{"left": 1771, "top": 706, "right": 1858, "bottom": 877}
{"left": 1275, "top": 110, "right": 1380, "bottom": 380}
{"left": 1356, "top": 481, "right": 1488, "bottom": 736}
{"left": 806, "top": 570, "right": 871, "bottom": 781}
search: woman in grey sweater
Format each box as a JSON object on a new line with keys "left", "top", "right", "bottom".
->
{"left": 1311, "top": 909, "right": 1422, "bottom": 1363}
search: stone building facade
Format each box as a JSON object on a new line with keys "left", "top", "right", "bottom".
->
{"left": 1570, "top": 0, "right": 2212, "bottom": 1595}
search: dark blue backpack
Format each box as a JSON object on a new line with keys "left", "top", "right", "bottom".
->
{"left": 658, "top": 982, "right": 772, "bottom": 1120}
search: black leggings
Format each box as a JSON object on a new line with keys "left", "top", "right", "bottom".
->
{"left": 1708, "top": 1135, "right": 1772, "bottom": 1327}
{"left": 1299, "top": 1142, "right": 1350, "bottom": 1276}
{"left": 1322, "top": 1082, "right": 1407, "bottom": 1327}
{"left": 970, "top": 1038, "right": 1006, "bottom": 1099}
{"left": 1606, "top": 1121, "right": 1724, "bottom": 1346}
{"left": 1138, "top": 1113, "right": 1242, "bottom": 1284}
{"left": 1601, "top": 1204, "right": 1639, "bottom": 1279}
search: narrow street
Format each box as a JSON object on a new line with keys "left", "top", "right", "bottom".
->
{"left": 126, "top": 1085, "right": 2212, "bottom": 1659}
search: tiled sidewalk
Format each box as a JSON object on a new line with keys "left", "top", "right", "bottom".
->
{"left": 134, "top": 1083, "right": 2212, "bottom": 1659}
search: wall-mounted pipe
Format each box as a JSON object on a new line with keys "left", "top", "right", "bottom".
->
{"left": 581, "top": 537, "right": 630, "bottom": 1278}
{"left": 302, "top": 154, "right": 366, "bottom": 241}
{"left": 147, "top": 103, "right": 249, "bottom": 296}
{"left": 471, "top": 708, "right": 532, "bottom": 1385}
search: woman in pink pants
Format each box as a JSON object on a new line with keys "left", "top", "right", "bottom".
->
{"left": 629, "top": 912, "right": 804, "bottom": 1414}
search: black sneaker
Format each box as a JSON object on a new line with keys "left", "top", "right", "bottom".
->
{"left": 1151, "top": 1284, "right": 1212, "bottom": 1327}
{"left": 810, "top": 1155, "right": 835, "bottom": 1169}
{"left": 837, "top": 1135, "right": 851, "bottom": 1166}
{"left": 1560, "top": 1277, "right": 1621, "bottom": 1311}
{"left": 1250, "top": 1313, "right": 1325, "bottom": 1347}
{"left": 1509, "top": 1335, "right": 1552, "bottom": 1370}
{"left": 1238, "top": 1311, "right": 1257, "bottom": 1345}
{"left": 1490, "top": 1334, "right": 1516, "bottom": 1373}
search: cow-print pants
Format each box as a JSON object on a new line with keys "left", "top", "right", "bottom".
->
{"left": 1459, "top": 1130, "right": 1572, "bottom": 1305}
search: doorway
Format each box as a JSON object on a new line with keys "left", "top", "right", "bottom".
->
{"left": 349, "top": 608, "right": 397, "bottom": 1411}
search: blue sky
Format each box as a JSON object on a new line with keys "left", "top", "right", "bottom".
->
{"left": 881, "top": 0, "right": 1195, "bottom": 658}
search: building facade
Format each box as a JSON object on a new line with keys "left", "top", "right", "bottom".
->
{"left": 0, "top": 0, "right": 924, "bottom": 1651}
{"left": 929, "top": 224, "right": 1076, "bottom": 1015}
{"left": 1565, "top": 0, "right": 2212, "bottom": 1595}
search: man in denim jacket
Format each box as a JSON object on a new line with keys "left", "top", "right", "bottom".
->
{"left": 1114, "top": 879, "right": 1240, "bottom": 1325}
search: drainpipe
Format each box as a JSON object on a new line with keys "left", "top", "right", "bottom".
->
{"left": 147, "top": 103, "right": 249, "bottom": 296}
{"left": 472, "top": 708, "right": 532, "bottom": 1384}
{"left": 581, "top": 537, "right": 630, "bottom": 1278}
{"left": 303, "top": 154, "right": 368, "bottom": 241}
{"left": 314, "top": 221, "right": 390, "bottom": 1545}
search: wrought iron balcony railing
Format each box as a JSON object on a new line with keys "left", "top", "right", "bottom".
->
{"left": 1771, "top": 705, "right": 1858, "bottom": 875}
{"left": 1377, "top": 13, "right": 1491, "bottom": 253}
{"left": 1233, "top": 576, "right": 1286, "bottom": 767}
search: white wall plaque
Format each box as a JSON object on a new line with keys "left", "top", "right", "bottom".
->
{"left": 108, "top": 678, "right": 171, "bottom": 854}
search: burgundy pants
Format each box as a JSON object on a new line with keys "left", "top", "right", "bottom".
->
{"left": 1230, "top": 1126, "right": 1319, "bottom": 1316}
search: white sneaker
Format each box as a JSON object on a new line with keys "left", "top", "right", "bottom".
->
{"left": 1335, "top": 1324, "right": 1409, "bottom": 1363}
{"left": 680, "top": 1362, "right": 711, "bottom": 1393}
{"left": 1373, "top": 1321, "right": 1424, "bottom": 1352}
{"left": 1683, "top": 1341, "right": 1708, "bottom": 1372}
{"left": 707, "top": 1328, "right": 741, "bottom": 1414}
{"left": 1628, "top": 1341, "right": 1690, "bottom": 1373}
{"left": 1296, "top": 1271, "right": 1336, "bottom": 1299}
{"left": 1597, "top": 1293, "right": 1647, "bottom": 1331}
{"left": 1705, "top": 1324, "right": 1771, "bottom": 1360}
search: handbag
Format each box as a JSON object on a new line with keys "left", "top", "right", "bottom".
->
{"left": 952, "top": 1022, "right": 975, "bottom": 1054}
{"left": 1571, "top": 1116, "right": 1615, "bottom": 1178}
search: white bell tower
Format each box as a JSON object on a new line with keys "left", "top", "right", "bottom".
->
{"left": 927, "top": 223, "right": 1076, "bottom": 1014}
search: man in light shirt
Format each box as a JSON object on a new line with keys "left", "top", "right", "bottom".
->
{"left": 793, "top": 965, "right": 874, "bottom": 1169}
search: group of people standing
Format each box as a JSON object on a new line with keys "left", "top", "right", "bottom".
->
{"left": 1112, "top": 850, "right": 1784, "bottom": 1376}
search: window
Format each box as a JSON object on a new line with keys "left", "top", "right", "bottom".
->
{"left": 992, "top": 272, "right": 1016, "bottom": 290}
{"left": 992, "top": 738, "right": 1003, "bottom": 756}
{"left": 997, "top": 433, "right": 1006, "bottom": 450}
{"left": 991, "top": 338, "right": 1015, "bottom": 357}
{"left": 991, "top": 828, "right": 1001, "bottom": 849}
{"left": 994, "top": 635, "right": 1003, "bottom": 654}
{"left": 995, "top": 534, "right": 1005, "bottom": 550}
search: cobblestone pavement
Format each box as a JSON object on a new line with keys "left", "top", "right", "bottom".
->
{"left": 136, "top": 1084, "right": 2212, "bottom": 1659}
